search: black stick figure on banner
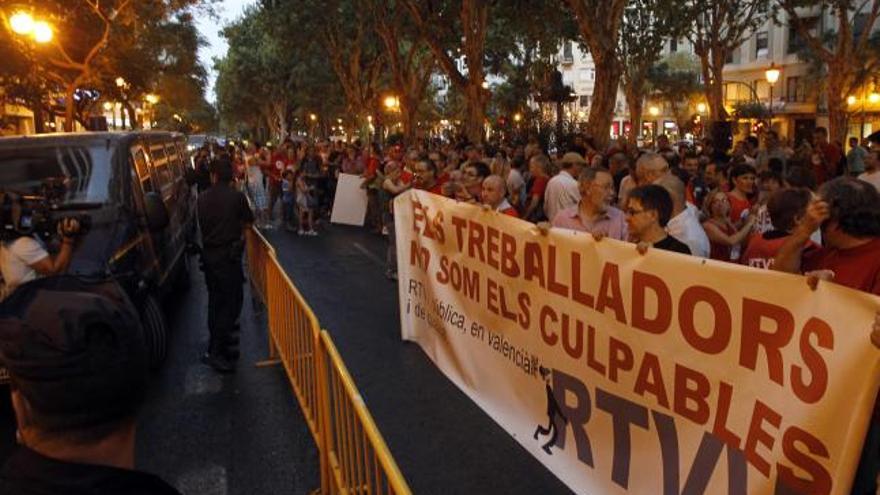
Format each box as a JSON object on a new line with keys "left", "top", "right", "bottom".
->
{"left": 533, "top": 366, "right": 567, "bottom": 455}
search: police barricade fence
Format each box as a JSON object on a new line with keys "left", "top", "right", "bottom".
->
{"left": 245, "top": 228, "right": 410, "bottom": 495}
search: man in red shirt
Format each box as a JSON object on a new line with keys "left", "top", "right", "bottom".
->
{"left": 774, "top": 177, "right": 880, "bottom": 494}
{"left": 412, "top": 158, "right": 443, "bottom": 195}
{"left": 742, "top": 188, "right": 815, "bottom": 269}
{"left": 813, "top": 127, "right": 844, "bottom": 184}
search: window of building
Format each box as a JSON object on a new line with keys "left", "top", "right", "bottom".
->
{"left": 579, "top": 68, "right": 593, "bottom": 81}
{"left": 579, "top": 95, "right": 591, "bottom": 108}
{"left": 670, "top": 38, "right": 678, "bottom": 53}
{"left": 725, "top": 47, "right": 735, "bottom": 64}
{"left": 786, "top": 76, "right": 806, "bottom": 102}
{"left": 788, "top": 17, "right": 818, "bottom": 54}
{"left": 562, "top": 42, "right": 573, "bottom": 62}
{"left": 755, "top": 31, "right": 769, "bottom": 58}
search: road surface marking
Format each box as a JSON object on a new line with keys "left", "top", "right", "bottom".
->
{"left": 352, "top": 242, "right": 384, "bottom": 267}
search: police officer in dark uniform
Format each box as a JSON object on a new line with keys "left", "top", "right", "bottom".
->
{"left": 198, "top": 157, "right": 254, "bottom": 372}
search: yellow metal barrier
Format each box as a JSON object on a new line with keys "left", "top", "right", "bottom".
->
{"left": 245, "top": 227, "right": 411, "bottom": 495}
{"left": 318, "top": 331, "right": 411, "bottom": 495}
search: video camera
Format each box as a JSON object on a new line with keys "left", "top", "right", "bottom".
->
{"left": 0, "top": 184, "right": 90, "bottom": 242}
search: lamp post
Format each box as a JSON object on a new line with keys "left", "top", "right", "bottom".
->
{"left": 764, "top": 63, "right": 780, "bottom": 132}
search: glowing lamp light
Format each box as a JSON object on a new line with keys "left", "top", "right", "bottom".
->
{"left": 9, "top": 12, "right": 34, "bottom": 35}
{"left": 848, "top": 95, "right": 858, "bottom": 106}
{"left": 696, "top": 103, "right": 707, "bottom": 113}
{"left": 513, "top": 113, "right": 522, "bottom": 122}
{"left": 383, "top": 95, "right": 399, "bottom": 109}
{"left": 309, "top": 113, "right": 317, "bottom": 121}
{"left": 102, "top": 102, "right": 113, "bottom": 111}
{"left": 145, "top": 94, "right": 159, "bottom": 104}
{"left": 33, "top": 21, "right": 52, "bottom": 43}
{"left": 648, "top": 106, "right": 660, "bottom": 117}
{"left": 765, "top": 63, "right": 780, "bottom": 85}
{"left": 870, "top": 92, "right": 880, "bottom": 104}
{"left": 481, "top": 81, "right": 490, "bottom": 89}
{"left": 115, "top": 77, "right": 126, "bottom": 88}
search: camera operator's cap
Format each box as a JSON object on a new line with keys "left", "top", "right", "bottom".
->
{"left": 0, "top": 276, "right": 148, "bottom": 431}
{"left": 561, "top": 152, "right": 587, "bottom": 165}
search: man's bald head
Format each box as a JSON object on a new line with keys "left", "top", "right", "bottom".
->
{"left": 635, "top": 152, "right": 670, "bottom": 186}
{"left": 653, "top": 173, "right": 686, "bottom": 216}
{"left": 481, "top": 175, "right": 508, "bottom": 209}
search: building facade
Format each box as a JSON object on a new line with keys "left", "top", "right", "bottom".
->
{"left": 557, "top": 8, "right": 880, "bottom": 146}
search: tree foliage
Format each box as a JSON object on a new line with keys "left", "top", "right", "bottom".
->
{"left": 619, "top": 0, "right": 691, "bottom": 144}
{"left": 648, "top": 56, "right": 705, "bottom": 134}
{"left": 776, "top": 0, "right": 880, "bottom": 142}
{"left": 682, "top": 0, "right": 770, "bottom": 124}
{"left": 1, "top": 0, "right": 214, "bottom": 133}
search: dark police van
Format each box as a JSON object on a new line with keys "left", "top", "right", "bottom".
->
{"left": 0, "top": 132, "right": 196, "bottom": 380}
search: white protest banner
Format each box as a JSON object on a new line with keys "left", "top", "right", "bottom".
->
{"left": 394, "top": 189, "right": 880, "bottom": 495}
{"left": 331, "top": 173, "right": 368, "bottom": 226}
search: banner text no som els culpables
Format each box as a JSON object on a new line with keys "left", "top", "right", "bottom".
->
{"left": 405, "top": 193, "right": 853, "bottom": 494}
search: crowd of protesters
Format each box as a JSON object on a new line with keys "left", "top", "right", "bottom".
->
{"left": 188, "top": 126, "right": 880, "bottom": 490}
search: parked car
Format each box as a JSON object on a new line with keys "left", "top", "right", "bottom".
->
{"left": 0, "top": 131, "right": 197, "bottom": 379}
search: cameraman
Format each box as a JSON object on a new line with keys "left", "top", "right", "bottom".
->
{"left": 0, "top": 218, "right": 81, "bottom": 299}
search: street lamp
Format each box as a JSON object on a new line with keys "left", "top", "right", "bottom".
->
{"left": 145, "top": 94, "right": 159, "bottom": 105}
{"left": 9, "top": 11, "right": 53, "bottom": 43}
{"left": 765, "top": 63, "right": 780, "bottom": 130}
{"left": 383, "top": 95, "right": 400, "bottom": 111}
{"left": 513, "top": 113, "right": 522, "bottom": 123}
{"left": 309, "top": 113, "right": 317, "bottom": 122}
{"left": 32, "top": 20, "right": 52, "bottom": 43}
{"left": 9, "top": 11, "right": 34, "bottom": 35}
{"left": 848, "top": 95, "right": 858, "bottom": 106}
{"left": 697, "top": 102, "right": 707, "bottom": 114}
{"left": 648, "top": 106, "right": 660, "bottom": 117}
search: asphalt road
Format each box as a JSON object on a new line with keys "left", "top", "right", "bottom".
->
{"left": 0, "top": 261, "right": 319, "bottom": 495}
{"left": 264, "top": 223, "right": 572, "bottom": 495}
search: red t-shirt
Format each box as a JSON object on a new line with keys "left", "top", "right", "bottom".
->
{"left": 500, "top": 206, "right": 520, "bottom": 218}
{"left": 530, "top": 175, "right": 549, "bottom": 198}
{"left": 704, "top": 220, "right": 735, "bottom": 262}
{"left": 727, "top": 192, "right": 752, "bottom": 225}
{"left": 741, "top": 232, "right": 818, "bottom": 270}
{"left": 802, "top": 237, "right": 880, "bottom": 295}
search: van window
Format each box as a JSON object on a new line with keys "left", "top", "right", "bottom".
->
{"left": 164, "top": 142, "right": 183, "bottom": 178}
{"left": 148, "top": 144, "right": 171, "bottom": 188}
{"left": 132, "top": 148, "right": 154, "bottom": 194}
{"left": 0, "top": 144, "right": 113, "bottom": 205}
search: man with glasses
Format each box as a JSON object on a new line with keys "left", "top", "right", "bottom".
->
{"left": 625, "top": 185, "right": 692, "bottom": 254}
{"left": 412, "top": 158, "right": 443, "bottom": 195}
{"left": 551, "top": 168, "right": 627, "bottom": 241}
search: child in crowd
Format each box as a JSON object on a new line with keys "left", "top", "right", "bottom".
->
{"left": 296, "top": 171, "right": 317, "bottom": 236}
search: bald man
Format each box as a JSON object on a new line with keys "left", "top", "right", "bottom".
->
{"left": 655, "top": 173, "right": 710, "bottom": 257}
{"left": 636, "top": 152, "right": 670, "bottom": 186}
{"left": 481, "top": 175, "right": 519, "bottom": 217}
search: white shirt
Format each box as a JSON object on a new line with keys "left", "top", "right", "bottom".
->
{"left": 544, "top": 170, "right": 580, "bottom": 222}
{"left": 666, "top": 204, "right": 710, "bottom": 258}
{"left": 858, "top": 170, "right": 880, "bottom": 193}
{"left": 0, "top": 237, "right": 48, "bottom": 298}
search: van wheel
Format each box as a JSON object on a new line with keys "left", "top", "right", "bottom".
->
{"left": 141, "top": 294, "right": 168, "bottom": 369}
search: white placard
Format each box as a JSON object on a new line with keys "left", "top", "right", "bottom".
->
{"left": 330, "top": 173, "right": 369, "bottom": 226}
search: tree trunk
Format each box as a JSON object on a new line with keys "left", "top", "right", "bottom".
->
{"left": 401, "top": 94, "right": 417, "bottom": 146}
{"left": 32, "top": 103, "right": 46, "bottom": 134}
{"left": 588, "top": 55, "right": 621, "bottom": 151}
{"left": 64, "top": 83, "right": 77, "bottom": 132}
{"left": 624, "top": 83, "right": 643, "bottom": 146}
{"left": 826, "top": 73, "right": 848, "bottom": 145}
{"left": 123, "top": 102, "right": 138, "bottom": 130}
{"left": 706, "top": 51, "right": 728, "bottom": 127}
{"left": 463, "top": 82, "right": 487, "bottom": 144}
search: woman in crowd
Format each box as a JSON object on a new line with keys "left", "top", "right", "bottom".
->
{"left": 245, "top": 145, "right": 269, "bottom": 228}
{"left": 726, "top": 164, "right": 757, "bottom": 225}
{"left": 701, "top": 189, "right": 757, "bottom": 262}
{"left": 524, "top": 154, "right": 550, "bottom": 222}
